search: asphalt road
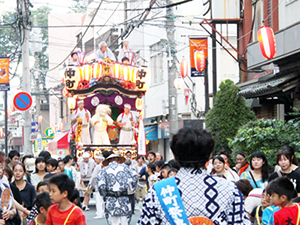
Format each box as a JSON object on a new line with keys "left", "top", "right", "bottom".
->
{"left": 83, "top": 199, "right": 142, "bottom": 225}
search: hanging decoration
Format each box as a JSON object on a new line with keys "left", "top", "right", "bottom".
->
{"left": 62, "top": 87, "right": 69, "bottom": 97}
{"left": 38, "top": 115, "right": 43, "bottom": 124}
{"left": 93, "top": 63, "right": 102, "bottom": 80}
{"left": 136, "top": 68, "right": 151, "bottom": 91}
{"left": 77, "top": 52, "right": 86, "bottom": 64}
{"left": 194, "top": 50, "right": 206, "bottom": 72}
{"left": 257, "top": 26, "right": 276, "bottom": 60}
{"left": 180, "top": 59, "right": 188, "bottom": 78}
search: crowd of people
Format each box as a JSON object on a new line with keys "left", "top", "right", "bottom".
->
{"left": 0, "top": 127, "right": 299, "bottom": 224}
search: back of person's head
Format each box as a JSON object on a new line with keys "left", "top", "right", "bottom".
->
{"left": 168, "top": 168, "right": 178, "bottom": 176}
{"left": 235, "top": 179, "right": 253, "bottom": 199}
{"left": 102, "top": 150, "right": 113, "bottom": 159}
{"left": 37, "top": 181, "right": 50, "bottom": 193}
{"left": 147, "top": 163, "right": 156, "bottom": 173}
{"left": 49, "top": 174, "right": 75, "bottom": 200}
{"left": 38, "top": 151, "right": 51, "bottom": 161}
{"left": 85, "top": 147, "right": 92, "bottom": 153}
{"left": 156, "top": 160, "right": 165, "bottom": 170}
{"left": 47, "top": 158, "right": 58, "bottom": 169}
{"left": 35, "top": 192, "right": 52, "bottom": 213}
{"left": 218, "top": 150, "right": 229, "bottom": 159}
{"left": 171, "top": 127, "right": 214, "bottom": 169}
{"left": 125, "top": 158, "right": 131, "bottom": 166}
{"left": 267, "top": 177, "right": 294, "bottom": 201}
{"left": 168, "top": 159, "right": 180, "bottom": 170}
{"left": 69, "top": 189, "right": 80, "bottom": 203}
{"left": 277, "top": 145, "right": 298, "bottom": 165}
{"left": 8, "top": 150, "right": 20, "bottom": 160}
{"left": 63, "top": 155, "right": 73, "bottom": 164}
{"left": 249, "top": 151, "right": 269, "bottom": 182}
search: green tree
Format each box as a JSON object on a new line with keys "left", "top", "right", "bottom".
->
{"left": 228, "top": 118, "right": 300, "bottom": 166}
{"left": 205, "top": 79, "right": 255, "bottom": 153}
{"left": 69, "top": 0, "right": 85, "bottom": 13}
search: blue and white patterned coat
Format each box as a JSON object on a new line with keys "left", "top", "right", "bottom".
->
{"left": 138, "top": 168, "right": 251, "bottom": 225}
{"left": 97, "top": 161, "right": 138, "bottom": 218}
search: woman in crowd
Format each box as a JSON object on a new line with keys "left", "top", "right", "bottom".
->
{"left": 240, "top": 151, "right": 269, "bottom": 189}
{"left": 11, "top": 163, "right": 36, "bottom": 211}
{"left": 268, "top": 147, "right": 300, "bottom": 197}
{"left": 212, "top": 156, "right": 239, "bottom": 181}
{"left": 234, "top": 151, "right": 251, "bottom": 176}
{"left": 30, "top": 157, "right": 47, "bottom": 188}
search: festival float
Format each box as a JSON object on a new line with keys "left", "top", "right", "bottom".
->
{"left": 61, "top": 55, "right": 151, "bottom": 159}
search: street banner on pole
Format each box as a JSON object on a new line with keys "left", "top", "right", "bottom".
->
{"left": 138, "top": 119, "right": 146, "bottom": 156}
{"left": 0, "top": 58, "right": 10, "bottom": 91}
{"left": 189, "top": 38, "right": 208, "bottom": 77}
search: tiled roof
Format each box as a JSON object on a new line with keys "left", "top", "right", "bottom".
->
{"left": 238, "top": 72, "right": 300, "bottom": 98}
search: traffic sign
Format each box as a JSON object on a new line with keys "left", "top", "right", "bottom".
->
{"left": 31, "top": 122, "right": 38, "bottom": 133}
{"left": 44, "top": 127, "right": 54, "bottom": 139}
{"left": 13, "top": 92, "right": 32, "bottom": 111}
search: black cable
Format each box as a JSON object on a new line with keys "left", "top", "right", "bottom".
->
{"left": 33, "top": 0, "right": 104, "bottom": 73}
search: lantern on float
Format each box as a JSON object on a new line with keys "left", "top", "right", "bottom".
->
{"left": 130, "top": 67, "right": 138, "bottom": 83}
{"left": 62, "top": 87, "right": 69, "bottom": 97}
{"left": 174, "top": 78, "right": 183, "bottom": 89}
{"left": 68, "top": 97, "right": 76, "bottom": 110}
{"left": 93, "top": 63, "right": 102, "bottom": 80}
{"left": 59, "top": 122, "right": 63, "bottom": 131}
{"left": 122, "top": 66, "right": 130, "bottom": 81}
{"left": 82, "top": 65, "right": 92, "bottom": 81}
{"left": 136, "top": 68, "right": 151, "bottom": 91}
{"left": 135, "top": 98, "right": 143, "bottom": 111}
{"left": 0, "top": 127, "right": 3, "bottom": 138}
{"left": 113, "top": 64, "right": 121, "bottom": 79}
{"left": 194, "top": 50, "right": 206, "bottom": 72}
{"left": 180, "top": 59, "right": 188, "bottom": 78}
{"left": 38, "top": 115, "right": 43, "bottom": 124}
{"left": 77, "top": 52, "right": 86, "bottom": 64}
{"left": 64, "top": 66, "right": 81, "bottom": 90}
{"left": 257, "top": 26, "right": 276, "bottom": 59}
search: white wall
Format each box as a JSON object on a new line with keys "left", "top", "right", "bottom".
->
{"left": 279, "top": 0, "right": 300, "bottom": 30}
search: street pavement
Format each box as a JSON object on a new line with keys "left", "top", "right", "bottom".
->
{"left": 83, "top": 198, "right": 142, "bottom": 225}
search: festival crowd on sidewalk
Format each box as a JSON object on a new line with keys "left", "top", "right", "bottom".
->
{"left": 0, "top": 127, "right": 298, "bottom": 224}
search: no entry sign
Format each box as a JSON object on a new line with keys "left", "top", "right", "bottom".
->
{"left": 13, "top": 92, "right": 32, "bottom": 111}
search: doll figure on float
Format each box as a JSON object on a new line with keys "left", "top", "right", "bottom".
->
{"left": 91, "top": 104, "right": 113, "bottom": 144}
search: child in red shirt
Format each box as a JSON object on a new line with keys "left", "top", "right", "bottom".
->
{"left": 267, "top": 176, "right": 299, "bottom": 225}
{"left": 46, "top": 174, "right": 86, "bottom": 225}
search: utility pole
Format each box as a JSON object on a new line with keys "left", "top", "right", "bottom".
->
{"left": 166, "top": 0, "right": 178, "bottom": 139}
{"left": 22, "top": 0, "right": 32, "bottom": 155}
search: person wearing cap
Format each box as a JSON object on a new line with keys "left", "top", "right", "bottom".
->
{"left": 117, "top": 104, "right": 137, "bottom": 145}
{"left": 138, "top": 127, "right": 250, "bottom": 225}
{"left": 98, "top": 153, "right": 138, "bottom": 225}
{"left": 117, "top": 40, "right": 135, "bottom": 64}
{"left": 80, "top": 152, "right": 95, "bottom": 211}
{"left": 95, "top": 41, "right": 116, "bottom": 62}
{"left": 71, "top": 100, "right": 91, "bottom": 144}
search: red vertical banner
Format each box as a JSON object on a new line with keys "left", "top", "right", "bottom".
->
{"left": 189, "top": 38, "right": 208, "bottom": 77}
{"left": 0, "top": 58, "right": 10, "bottom": 90}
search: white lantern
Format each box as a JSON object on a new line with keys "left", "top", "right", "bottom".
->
{"left": 82, "top": 65, "right": 92, "bottom": 81}
{"left": 113, "top": 64, "right": 121, "bottom": 79}
{"left": 174, "top": 78, "right": 183, "bottom": 89}
{"left": 122, "top": 65, "right": 130, "bottom": 81}
{"left": 136, "top": 68, "right": 151, "bottom": 91}
{"left": 93, "top": 63, "right": 102, "bottom": 80}
{"left": 68, "top": 97, "right": 76, "bottom": 110}
{"left": 135, "top": 98, "right": 143, "bottom": 111}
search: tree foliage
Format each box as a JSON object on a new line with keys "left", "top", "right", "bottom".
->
{"left": 228, "top": 117, "right": 300, "bottom": 166}
{"left": 205, "top": 79, "right": 255, "bottom": 152}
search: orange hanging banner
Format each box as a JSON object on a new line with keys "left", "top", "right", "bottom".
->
{"left": 0, "top": 58, "right": 10, "bottom": 90}
{"left": 189, "top": 38, "right": 208, "bottom": 77}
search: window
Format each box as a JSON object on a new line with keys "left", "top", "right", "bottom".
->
{"left": 150, "top": 40, "right": 166, "bottom": 85}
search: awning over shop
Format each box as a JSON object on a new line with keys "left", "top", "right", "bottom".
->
{"left": 238, "top": 72, "right": 300, "bottom": 98}
{"left": 145, "top": 125, "right": 158, "bottom": 141}
{"left": 48, "top": 132, "right": 69, "bottom": 151}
